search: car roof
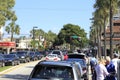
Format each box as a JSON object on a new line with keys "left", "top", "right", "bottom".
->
{"left": 38, "top": 61, "right": 77, "bottom": 67}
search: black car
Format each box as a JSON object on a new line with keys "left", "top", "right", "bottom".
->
{"left": 3, "top": 54, "right": 20, "bottom": 66}
{"left": 29, "top": 51, "right": 38, "bottom": 61}
{"left": 35, "top": 51, "right": 43, "bottom": 60}
{"left": 28, "top": 61, "right": 83, "bottom": 80}
{"left": 16, "top": 51, "right": 30, "bottom": 63}
{"left": 0, "top": 54, "right": 5, "bottom": 67}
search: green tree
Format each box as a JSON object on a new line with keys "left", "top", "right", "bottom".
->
{"left": 91, "top": 0, "right": 120, "bottom": 58}
{"left": 46, "top": 30, "right": 57, "bottom": 46}
{"left": 0, "top": 0, "right": 16, "bottom": 39}
{"left": 57, "top": 24, "right": 88, "bottom": 49}
{"left": 5, "top": 21, "right": 20, "bottom": 41}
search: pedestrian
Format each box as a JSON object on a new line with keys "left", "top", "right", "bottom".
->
{"left": 105, "top": 56, "right": 116, "bottom": 80}
{"left": 90, "top": 56, "right": 98, "bottom": 74}
{"left": 90, "top": 56, "right": 98, "bottom": 80}
{"left": 95, "top": 59, "right": 109, "bottom": 80}
{"left": 110, "top": 53, "right": 119, "bottom": 80}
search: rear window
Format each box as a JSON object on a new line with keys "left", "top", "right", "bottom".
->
{"left": 47, "top": 54, "right": 57, "bottom": 57}
{"left": 31, "top": 65, "right": 74, "bottom": 80}
{"left": 68, "top": 54, "right": 85, "bottom": 59}
{"left": 52, "top": 51, "right": 60, "bottom": 55}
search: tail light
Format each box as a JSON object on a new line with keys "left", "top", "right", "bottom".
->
{"left": 54, "top": 58, "right": 58, "bottom": 61}
{"left": 46, "top": 57, "right": 49, "bottom": 60}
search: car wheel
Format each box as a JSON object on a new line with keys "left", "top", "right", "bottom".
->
{"left": 12, "top": 62, "right": 15, "bottom": 66}
{"left": 2, "top": 62, "right": 5, "bottom": 67}
{"left": 17, "top": 61, "right": 20, "bottom": 65}
{"left": 24, "top": 60, "right": 27, "bottom": 63}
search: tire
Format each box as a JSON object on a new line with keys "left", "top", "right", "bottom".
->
{"left": 1, "top": 62, "right": 5, "bottom": 67}
{"left": 12, "top": 62, "right": 15, "bottom": 66}
{"left": 17, "top": 61, "right": 20, "bottom": 65}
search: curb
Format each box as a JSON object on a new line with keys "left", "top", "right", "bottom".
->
{"left": 0, "top": 65, "right": 20, "bottom": 76}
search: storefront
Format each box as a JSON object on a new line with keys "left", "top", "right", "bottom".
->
{"left": 0, "top": 42, "right": 16, "bottom": 54}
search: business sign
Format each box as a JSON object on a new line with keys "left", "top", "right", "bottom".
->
{"left": 0, "top": 42, "right": 16, "bottom": 48}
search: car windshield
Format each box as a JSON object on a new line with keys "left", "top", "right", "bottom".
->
{"left": 31, "top": 65, "right": 74, "bottom": 80}
{"left": 16, "top": 51, "right": 27, "bottom": 56}
{"left": 30, "top": 52, "right": 34, "bottom": 55}
{"left": 4, "top": 54, "right": 15, "bottom": 58}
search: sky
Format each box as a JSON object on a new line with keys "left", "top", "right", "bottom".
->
{"left": 4, "top": 0, "right": 95, "bottom": 38}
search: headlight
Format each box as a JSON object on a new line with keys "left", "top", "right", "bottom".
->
{"left": 21, "top": 56, "right": 25, "bottom": 58}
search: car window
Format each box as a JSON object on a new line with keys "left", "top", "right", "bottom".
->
{"left": 48, "top": 54, "right": 57, "bottom": 57}
{"left": 52, "top": 51, "right": 61, "bottom": 55}
{"left": 31, "top": 65, "right": 74, "bottom": 80}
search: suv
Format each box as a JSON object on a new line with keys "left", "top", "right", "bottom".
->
{"left": 16, "top": 51, "right": 30, "bottom": 63}
{"left": 28, "top": 61, "right": 83, "bottom": 80}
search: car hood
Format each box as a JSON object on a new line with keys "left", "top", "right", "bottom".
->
{"left": 4, "top": 58, "right": 14, "bottom": 61}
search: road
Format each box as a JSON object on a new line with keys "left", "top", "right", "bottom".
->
{"left": 0, "top": 60, "right": 40, "bottom": 80}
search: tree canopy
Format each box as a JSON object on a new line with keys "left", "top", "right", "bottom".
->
{"left": 56, "top": 24, "right": 88, "bottom": 48}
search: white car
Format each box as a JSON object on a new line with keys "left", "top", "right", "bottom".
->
{"left": 51, "top": 50, "right": 64, "bottom": 60}
{"left": 45, "top": 54, "right": 61, "bottom": 61}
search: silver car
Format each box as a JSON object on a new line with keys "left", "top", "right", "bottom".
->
{"left": 28, "top": 61, "right": 83, "bottom": 80}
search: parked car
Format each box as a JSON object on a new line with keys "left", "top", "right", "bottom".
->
{"left": 66, "top": 58, "right": 88, "bottom": 80}
{"left": 9, "top": 52, "right": 17, "bottom": 54}
{"left": 16, "top": 51, "right": 30, "bottom": 63}
{"left": 67, "top": 53, "right": 88, "bottom": 80}
{"left": 45, "top": 54, "right": 61, "bottom": 61}
{"left": 3, "top": 54, "right": 20, "bottom": 66}
{"left": 0, "top": 54, "right": 5, "bottom": 67}
{"left": 51, "top": 50, "right": 64, "bottom": 60}
{"left": 29, "top": 51, "right": 38, "bottom": 61}
{"left": 28, "top": 61, "right": 83, "bottom": 80}
{"left": 35, "top": 51, "right": 43, "bottom": 60}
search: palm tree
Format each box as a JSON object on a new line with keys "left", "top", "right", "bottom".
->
{"left": 92, "top": 0, "right": 120, "bottom": 58}
{"left": 5, "top": 21, "right": 20, "bottom": 41}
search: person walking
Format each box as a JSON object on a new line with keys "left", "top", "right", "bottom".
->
{"left": 110, "top": 53, "right": 119, "bottom": 80}
{"left": 95, "top": 59, "right": 109, "bottom": 80}
{"left": 105, "top": 56, "right": 116, "bottom": 80}
{"left": 90, "top": 56, "right": 98, "bottom": 80}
